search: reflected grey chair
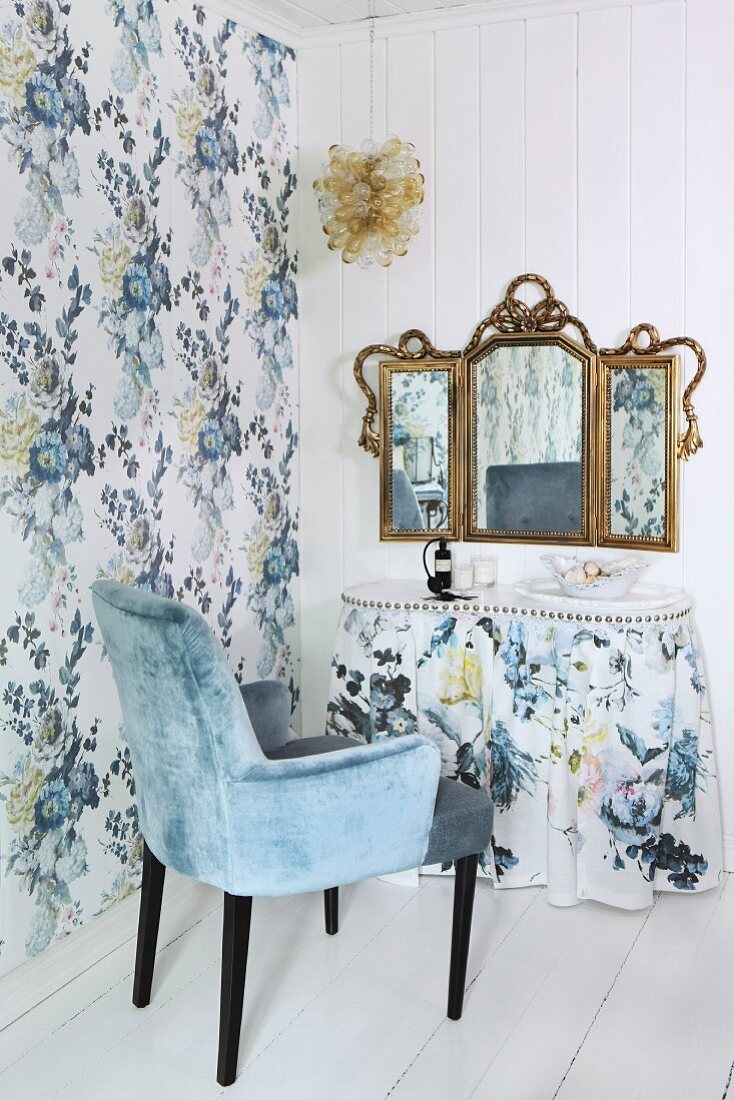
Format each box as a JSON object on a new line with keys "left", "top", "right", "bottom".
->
{"left": 392, "top": 467, "right": 425, "bottom": 530}
{"left": 486, "top": 461, "right": 582, "bottom": 532}
{"left": 91, "top": 581, "right": 494, "bottom": 1087}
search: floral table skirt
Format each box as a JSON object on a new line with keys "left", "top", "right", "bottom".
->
{"left": 325, "top": 584, "right": 723, "bottom": 909}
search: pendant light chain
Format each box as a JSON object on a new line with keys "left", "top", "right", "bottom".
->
{"left": 368, "top": 0, "right": 375, "bottom": 141}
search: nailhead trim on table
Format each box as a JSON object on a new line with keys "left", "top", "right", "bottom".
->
{"left": 342, "top": 592, "right": 692, "bottom": 625}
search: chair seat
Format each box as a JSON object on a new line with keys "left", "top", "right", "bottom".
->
{"left": 267, "top": 736, "right": 493, "bottom": 868}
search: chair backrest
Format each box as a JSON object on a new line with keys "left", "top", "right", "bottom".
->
{"left": 392, "top": 468, "right": 425, "bottom": 530}
{"left": 91, "top": 580, "right": 263, "bottom": 883}
{"left": 485, "top": 461, "right": 583, "bottom": 533}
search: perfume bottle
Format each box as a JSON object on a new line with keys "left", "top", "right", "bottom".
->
{"left": 434, "top": 538, "right": 453, "bottom": 590}
{"left": 424, "top": 536, "right": 453, "bottom": 593}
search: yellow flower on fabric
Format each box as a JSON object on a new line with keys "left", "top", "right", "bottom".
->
{"left": 242, "top": 255, "right": 268, "bottom": 303}
{"left": 176, "top": 396, "right": 207, "bottom": 453}
{"left": 174, "top": 90, "right": 202, "bottom": 151}
{"left": 438, "top": 646, "right": 482, "bottom": 706}
{"left": 0, "top": 28, "right": 36, "bottom": 105}
{"left": 0, "top": 396, "right": 42, "bottom": 475}
{"left": 5, "top": 755, "right": 45, "bottom": 831}
{"left": 97, "top": 228, "right": 131, "bottom": 297}
{"left": 245, "top": 524, "right": 270, "bottom": 581}
{"left": 581, "top": 714, "right": 608, "bottom": 751}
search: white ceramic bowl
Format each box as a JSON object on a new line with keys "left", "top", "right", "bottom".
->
{"left": 540, "top": 554, "right": 648, "bottom": 601}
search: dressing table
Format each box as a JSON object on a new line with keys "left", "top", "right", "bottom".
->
{"left": 325, "top": 580, "right": 722, "bottom": 909}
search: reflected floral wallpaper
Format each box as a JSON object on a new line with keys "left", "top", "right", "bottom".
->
{"left": 609, "top": 367, "right": 666, "bottom": 539}
{"left": 475, "top": 342, "right": 582, "bottom": 467}
{"left": 0, "top": 0, "right": 298, "bottom": 976}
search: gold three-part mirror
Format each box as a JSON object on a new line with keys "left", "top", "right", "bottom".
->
{"left": 355, "top": 275, "right": 706, "bottom": 551}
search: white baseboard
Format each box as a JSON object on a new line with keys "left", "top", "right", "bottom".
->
{"left": 0, "top": 872, "right": 220, "bottom": 1032}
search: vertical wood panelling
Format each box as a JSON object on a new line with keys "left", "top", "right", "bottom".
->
{"left": 434, "top": 26, "right": 480, "bottom": 349}
{"left": 340, "top": 37, "right": 390, "bottom": 592}
{"left": 524, "top": 15, "right": 578, "bottom": 302}
{"left": 298, "top": 45, "right": 343, "bottom": 734}
{"left": 386, "top": 32, "right": 435, "bottom": 336}
{"left": 630, "top": 0, "right": 686, "bottom": 588}
{"left": 630, "top": 1, "right": 685, "bottom": 335}
{"left": 477, "top": 20, "right": 527, "bottom": 583}
{"left": 684, "top": 0, "right": 734, "bottom": 839}
{"left": 524, "top": 14, "right": 579, "bottom": 579}
{"left": 386, "top": 31, "right": 436, "bottom": 581}
{"left": 578, "top": 6, "right": 630, "bottom": 339}
{"left": 479, "top": 21, "right": 525, "bottom": 315}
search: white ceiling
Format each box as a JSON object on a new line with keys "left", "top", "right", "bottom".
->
{"left": 245, "top": 0, "right": 476, "bottom": 31}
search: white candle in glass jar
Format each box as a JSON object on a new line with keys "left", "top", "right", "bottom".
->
{"left": 472, "top": 555, "right": 497, "bottom": 587}
{"left": 454, "top": 563, "right": 473, "bottom": 590}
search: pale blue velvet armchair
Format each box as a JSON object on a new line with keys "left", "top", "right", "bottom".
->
{"left": 91, "top": 580, "right": 493, "bottom": 1087}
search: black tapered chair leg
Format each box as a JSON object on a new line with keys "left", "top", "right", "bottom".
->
{"left": 132, "top": 840, "right": 166, "bottom": 1008}
{"left": 447, "top": 853, "right": 479, "bottom": 1021}
{"left": 324, "top": 887, "right": 339, "bottom": 935}
{"left": 217, "top": 893, "right": 253, "bottom": 1087}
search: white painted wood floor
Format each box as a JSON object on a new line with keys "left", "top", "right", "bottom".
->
{"left": 2, "top": 873, "right": 734, "bottom": 1100}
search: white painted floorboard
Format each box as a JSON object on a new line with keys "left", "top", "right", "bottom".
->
{"left": 1, "top": 875, "right": 733, "bottom": 1100}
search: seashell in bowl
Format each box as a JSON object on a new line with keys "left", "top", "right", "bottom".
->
{"left": 540, "top": 554, "right": 648, "bottom": 600}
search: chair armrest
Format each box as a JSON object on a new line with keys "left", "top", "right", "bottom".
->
{"left": 225, "top": 735, "right": 441, "bottom": 896}
{"left": 238, "top": 680, "right": 291, "bottom": 754}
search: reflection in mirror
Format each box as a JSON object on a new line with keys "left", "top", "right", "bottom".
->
{"left": 600, "top": 357, "right": 678, "bottom": 549}
{"left": 470, "top": 337, "right": 589, "bottom": 538}
{"left": 390, "top": 369, "right": 449, "bottom": 532}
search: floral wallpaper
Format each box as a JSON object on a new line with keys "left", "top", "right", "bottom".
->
{"left": 0, "top": 0, "right": 298, "bottom": 977}
{"left": 474, "top": 342, "right": 582, "bottom": 526}
{"left": 608, "top": 366, "right": 667, "bottom": 539}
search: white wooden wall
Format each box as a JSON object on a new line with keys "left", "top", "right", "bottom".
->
{"left": 297, "top": 0, "right": 734, "bottom": 853}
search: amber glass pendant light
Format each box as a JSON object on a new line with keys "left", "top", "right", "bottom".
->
{"left": 313, "top": 0, "right": 425, "bottom": 268}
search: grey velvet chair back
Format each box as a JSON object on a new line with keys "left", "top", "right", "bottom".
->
{"left": 392, "top": 468, "right": 424, "bottom": 530}
{"left": 486, "top": 461, "right": 582, "bottom": 532}
{"left": 91, "top": 580, "right": 263, "bottom": 882}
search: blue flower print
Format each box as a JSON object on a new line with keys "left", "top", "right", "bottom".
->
{"left": 58, "top": 76, "right": 90, "bottom": 133}
{"left": 148, "top": 263, "right": 171, "bottom": 311}
{"left": 66, "top": 424, "right": 95, "bottom": 478}
{"left": 665, "top": 729, "right": 700, "bottom": 818}
{"left": 67, "top": 763, "right": 100, "bottom": 814}
{"left": 261, "top": 279, "right": 284, "bottom": 320}
{"left": 195, "top": 126, "right": 220, "bottom": 169}
{"left": 282, "top": 277, "right": 298, "bottom": 319}
{"left": 221, "top": 412, "right": 242, "bottom": 454}
{"left": 613, "top": 370, "right": 658, "bottom": 415}
{"left": 25, "top": 73, "right": 63, "bottom": 127}
{"left": 656, "top": 833, "right": 709, "bottom": 891}
{"left": 263, "top": 546, "right": 286, "bottom": 585}
{"left": 34, "top": 778, "right": 71, "bottom": 832}
{"left": 197, "top": 420, "right": 224, "bottom": 462}
{"left": 600, "top": 778, "right": 663, "bottom": 845}
{"left": 380, "top": 706, "right": 417, "bottom": 737}
{"left": 219, "top": 129, "right": 238, "bottom": 170}
{"left": 122, "top": 263, "right": 153, "bottom": 312}
{"left": 29, "top": 432, "right": 68, "bottom": 483}
{"left": 490, "top": 719, "right": 537, "bottom": 811}
{"left": 370, "top": 672, "right": 411, "bottom": 713}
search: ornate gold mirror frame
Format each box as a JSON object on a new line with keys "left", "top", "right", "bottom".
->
{"left": 597, "top": 354, "right": 679, "bottom": 551}
{"left": 354, "top": 275, "right": 707, "bottom": 551}
{"left": 464, "top": 330, "right": 595, "bottom": 545}
{"left": 379, "top": 359, "right": 461, "bottom": 540}
{"left": 355, "top": 331, "right": 461, "bottom": 543}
